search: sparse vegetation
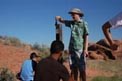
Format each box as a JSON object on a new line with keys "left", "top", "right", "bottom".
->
{"left": 92, "top": 75, "right": 122, "bottom": 81}
{"left": 0, "top": 35, "right": 122, "bottom": 81}
{"left": 0, "top": 36, "right": 23, "bottom": 47}
{"left": 0, "top": 35, "right": 50, "bottom": 58}
{"left": 0, "top": 67, "right": 16, "bottom": 81}
{"left": 32, "top": 42, "right": 50, "bottom": 58}
{"left": 87, "top": 59, "right": 122, "bottom": 81}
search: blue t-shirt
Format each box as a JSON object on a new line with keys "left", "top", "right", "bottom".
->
{"left": 20, "top": 59, "right": 33, "bottom": 81}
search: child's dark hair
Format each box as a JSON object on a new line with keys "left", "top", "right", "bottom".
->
{"left": 30, "top": 52, "right": 38, "bottom": 59}
{"left": 50, "top": 40, "right": 64, "bottom": 54}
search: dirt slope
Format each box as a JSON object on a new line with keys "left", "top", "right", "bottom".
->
{"left": 0, "top": 42, "right": 121, "bottom": 81}
{"left": 0, "top": 43, "right": 31, "bottom": 74}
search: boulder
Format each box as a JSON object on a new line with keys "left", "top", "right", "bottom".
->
{"left": 89, "top": 51, "right": 104, "bottom": 60}
{"left": 88, "top": 39, "right": 122, "bottom": 60}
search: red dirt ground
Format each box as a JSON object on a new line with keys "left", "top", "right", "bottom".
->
{"left": 0, "top": 43, "right": 113, "bottom": 81}
{"left": 0, "top": 43, "right": 31, "bottom": 74}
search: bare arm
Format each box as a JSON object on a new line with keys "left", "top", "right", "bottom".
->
{"left": 55, "top": 16, "right": 65, "bottom": 23}
{"left": 102, "top": 22, "right": 113, "bottom": 45}
{"left": 83, "top": 35, "right": 89, "bottom": 56}
{"left": 102, "top": 22, "right": 118, "bottom": 50}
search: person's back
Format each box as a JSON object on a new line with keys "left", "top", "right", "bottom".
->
{"left": 34, "top": 56, "right": 69, "bottom": 81}
{"left": 34, "top": 40, "right": 70, "bottom": 81}
{"left": 20, "top": 59, "right": 33, "bottom": 81}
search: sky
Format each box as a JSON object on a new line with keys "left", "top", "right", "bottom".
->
{"left": 0, "top": 0, "right": 122, "bottom": 48}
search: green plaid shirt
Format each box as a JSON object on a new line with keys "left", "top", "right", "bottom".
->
{"left": 64, "top": 19, "right": 89, "bottom": 51}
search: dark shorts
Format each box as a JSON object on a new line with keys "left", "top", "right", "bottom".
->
{"left": 70, "top": 50, "right": 86, "bottom": 71}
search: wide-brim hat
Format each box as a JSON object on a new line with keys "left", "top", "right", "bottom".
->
{"left": 68, "top": 8, "right": 84, "bottom": 17}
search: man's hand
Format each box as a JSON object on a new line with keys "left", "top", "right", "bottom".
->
{"left": 55, "top": 16, "right": 64, "bottom": 23}
{"left": 55, "top": 16, "right": 61, "bottom": 21}
{"left": 83, "top": 50, "right": 88, "bottom": 57}
{"left": 111, "top": 43, "right": 119, "bottom": 50}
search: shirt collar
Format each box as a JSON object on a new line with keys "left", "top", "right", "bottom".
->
{"left": 74, "top": 19, "right": 83, "bottom": 23}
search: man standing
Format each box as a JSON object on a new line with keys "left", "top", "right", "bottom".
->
{"left": 102, "top": 11, "right": 122, "bottom": 50}
{"left": 34, "top": 40, "right": 70, "bottom": 81}
{"left": 55, "top": 8, "right": 89, "bottom": 81}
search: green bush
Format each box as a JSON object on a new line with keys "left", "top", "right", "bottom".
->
{"left": 0, "top": 36, "right": 22, "bottom": 47}
{"left": 32, "top": 43, "right": 50, "bottom": 58}
{"left": 32, "top": 42, "right": 42, "bottom": 51}
{"left": 5, "top": 36, "right": 21, "bottom": 46}
{"left": 0, "top": 67, "right": 16, "bottom": 81}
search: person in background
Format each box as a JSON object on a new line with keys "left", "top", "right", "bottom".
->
{"left": 55, "top": 8, "right": 89, "bottom": 81}
{"left": 34, "top": 40, "right": 70, "bottom": 81}
{"left": 20, "top": 52, "right": 39, "bottom": 81}
{"left": 102, "top": 11, "right": 122, "bottom": 50}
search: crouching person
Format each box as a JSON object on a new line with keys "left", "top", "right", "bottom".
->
{"left": 20, "top": 52, "right": 39, "bottom": 81}
{"left": 34, "top": 40, "right": 71, "bottom": 81}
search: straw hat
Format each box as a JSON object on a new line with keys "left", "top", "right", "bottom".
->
{"left": 68, "top": 8, "right": 84, "bottom": 17}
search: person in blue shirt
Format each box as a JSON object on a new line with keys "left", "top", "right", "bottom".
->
{"left": 20, "top": 52, "right": 39, "bottom": 81}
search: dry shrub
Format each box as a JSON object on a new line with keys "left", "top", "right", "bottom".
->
{"left": 0, "top": 67, "right": 16, "bottom": 81}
